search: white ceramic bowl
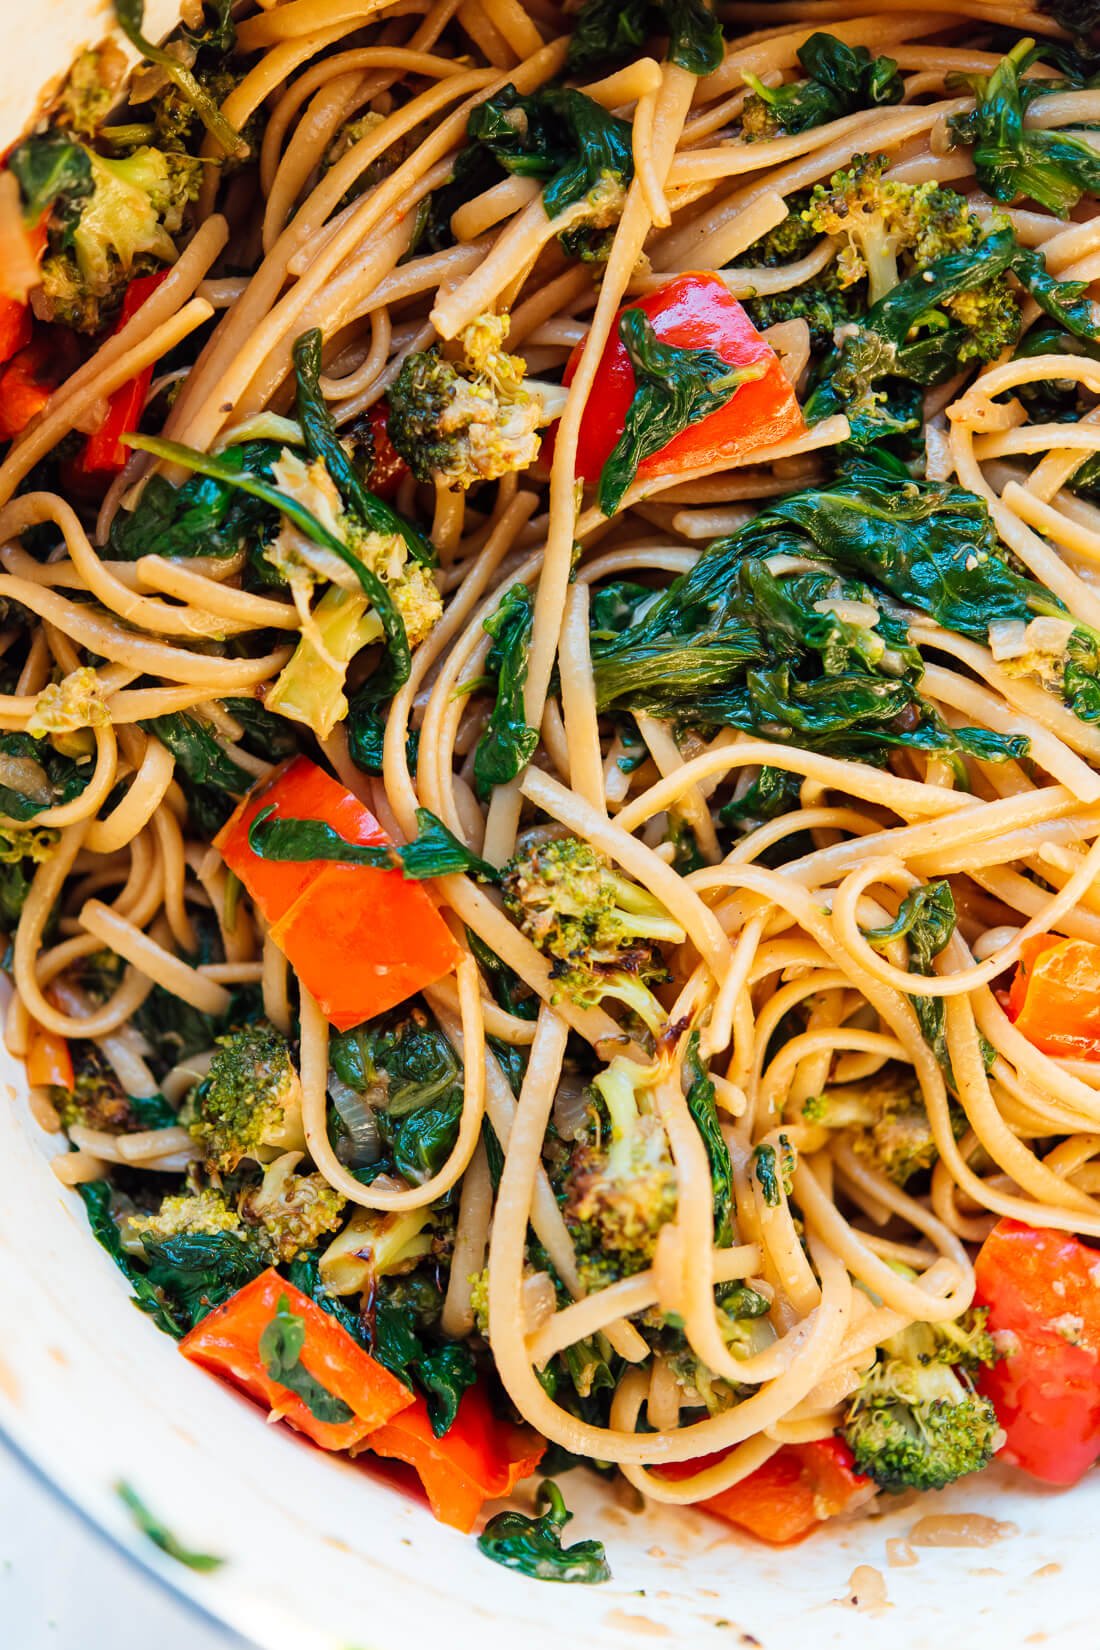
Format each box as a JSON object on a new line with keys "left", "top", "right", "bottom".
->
{"left": 2, "top": 12, "right": 1100, "bottom": 1647}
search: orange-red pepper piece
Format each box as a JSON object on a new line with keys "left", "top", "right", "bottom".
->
{"left": 1007, "top": 932, "right": 1100, "bottom": 1058}
{"left": 362, "top": 1383, "right": 546, "bottom": 1532}
{"left": 180, "top": 1269, "right": 414, "bottom": 1452}
{"left": 215, "top": 756, "right": 462, "bottom": 1031}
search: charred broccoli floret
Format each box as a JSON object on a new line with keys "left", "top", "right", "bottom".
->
{"left": 802, "top": 1068, "right": 955, "bottom": 1186}
{"left": 240, "top": 1152, "right": 347, "bottom": 1262}
{"left": 190, "top": 1022, "right": 305, "bottom": 1173}
{"left": 388, "top": 313, "right": 568, "bottom": 491}
{"left": 128, "top": 1157, "right": 346, "bottom": 1267}
{"left": 842, "top": 1313, "right": 1000, "bottom": 1492}
{"left": 803, "top": 154, "right": 981, "bottom": 306}
{"left": 501, "top": 834, "right": 684, "bottom": 1036}
{"left": 11, "top": 134, "right": 202, "bottom": 333}
{"left": 563, "top": 1056, "right": 677, "bottom": 1286}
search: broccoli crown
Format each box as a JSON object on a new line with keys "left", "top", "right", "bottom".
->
{"left": 129, "top": 1161, "right": 346, "bottom": 1268}
{"left": 500, "top": 834, "right": 684, "bottom": 1034}
{"left": 387, "top": 313, "right": 548, "bottom": 491}
{"left": 843, "top": 1313, "right": 1000, "bottom": 1491}
{"left": 153, "top": 65, "right": 257, "bottom": 165}
{"left": 128, "top": 1188, "right": 243, "bottom": 1243}
{"left": 0, "top": 824, "right": 58, "bottom": 868}
{"left": 845, "top": 1386, "right": 998, "bottom": 1492}
{"left": 26, "top": 666, "right": 109, "bottom": 741}
{"left": 563, "top": 1057, "right": 677, "bottom": 1285}
{"left": 190, "top": 1022, "right": 305, "bottom": 1173}
{"left": 240, "top": 1151, "right": 347, "bottom": 1263}
{"left": 802, "top": 1068, "right": 953, "bottom": 1186}
{"left": 56, "top": 44, "right": 126, "bottom": 139}
{"left": 744, "top": 270, "right": 860, "bottom": 351}
{"left": 803, "top": 154, "right": 1007, "bottom": 316}
{"left": 35, "top": 143, "right": 202, "bottom": 333}
{"left": 740, "top": 198, "right": 822, "bottom": 268}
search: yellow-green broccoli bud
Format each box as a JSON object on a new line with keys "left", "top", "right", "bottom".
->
{"left": 564, "top": 1057, "right": 677, "bottom": 1285}
{"left": 56, "top": 43, "right": 127, "bottom": 139}
{"left": 802, "top": 1068, "right": 951, "bottom": 1186}
{"left": 190, "top": 1021, "right": 305, "bottom": 1173}
{"left": 388, "top": 313, "right": 567, "bottom": 491}
{"left": 501, "top": 834, "right": 684, "bottom": 1035}
{"left": 241, "top": 1150, "right": 347, "bottom": 1263}
{"left": 26, "top": 667, "right": 109, "bottom": 742}
{"left": 264, "top": 448, "right": 442, "bottom": 740}
{"left": 37, "top": 144, "right": 201, "bottom": 333}
{"left": 127, "top": 1187, "right": 242, "bottom": 1244}
{"left": 842, "top": 1313, "right": 1000, "bottom": 1492}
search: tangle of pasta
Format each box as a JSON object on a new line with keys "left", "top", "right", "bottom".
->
{"left": 5, "top": 0, "right": 1100, "bottom": 1553}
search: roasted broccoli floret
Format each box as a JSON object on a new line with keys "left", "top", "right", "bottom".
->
{"left": 263, "top": 448, "right": 442, "bottom": 740}
{"left": 0, "top": 823, "right": 58, "bottom": 930}
{"left": 152, "top": 63, "right": 254, "bottom": 162}
{"left": 129, "top": 1157, "right": 346, "bottom": 1267}
{"left": 744, "top": 277, "right": 860, "bottom": 351}
{"left": 127, "top": 1187, "right": 243, "bottom": 1244}
{"left": 190, "top": 1022, "right": 306, "bottom": 1173}
{"left": 388, "top": 313, "right": 568, "bottom": 491}
{"left": 563, "top": 1056, "right": 677, "bottom": 1286}
{"left": 803, "top": 1069, "right": 947, "bottom": 1186}
{"left": 804, "top": 154, "right": 980, "bottom": 306}
{"left": 240, "top": 1151, "right": 347, "bottom": 1262}
{"left": 55, "top": 43, "right": 127, "bottom": 139}
{"left": 802, "top": 1068, "right": 969, "bottom": 1186}
{"left": 25, "top": 140, "right": 202, "bottom": 333}
{"left": 501, "top": 834, "right": 684, "bottom": 1036}
{"left": 842, "top": 1313, "right": 1000, "bottom": 1492}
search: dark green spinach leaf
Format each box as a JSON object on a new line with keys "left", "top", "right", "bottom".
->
{"left": 258, "top": 1294, "right": 355, "bottom": 1423}
{"left": 247, "top": 803, "right": 498, "bottom": 882}
{"left": 478, "top": 1481, "right": 611, "bottom": 1583}
{"left": 473, "top": 583, "right": 539, "bottom": 800}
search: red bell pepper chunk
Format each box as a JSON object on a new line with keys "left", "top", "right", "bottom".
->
{"left": 0, "top": 219, "right": 47, "bottom": 368}
{"left": 77, "top": 272, "right": 170, "bottom": 475}
{"left": 975, "top": 1219, "right": 1100, "bottom": 1485}
{"left": 363, "top": 400, "right": 408, "bottom": 499}
{"left": 25, "top": 1020, "right": 74, "bottom": 1091}
{"left": 180, "top": 1269, "right": 414, "bottom": 1452}
{"left": 1006, "top": 933, "right": 1100, "bottom": 1059}
{"left": 0, "top": 325, "right": 80, "bottom": 442}
{"left": 0, "top": 300, "right": 31, "bottom": 369}
{"left": 566, "top": 273, "right": 805, "bottom": 493}
{"left": 362, "top": 1382, "right": 546, "bottom": 1532}
{"left": 658, "top": 1438, "right": 872, "bottom": 1546}
{"left": 215, "top": 756, "right": 462, "bottom": 1031}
